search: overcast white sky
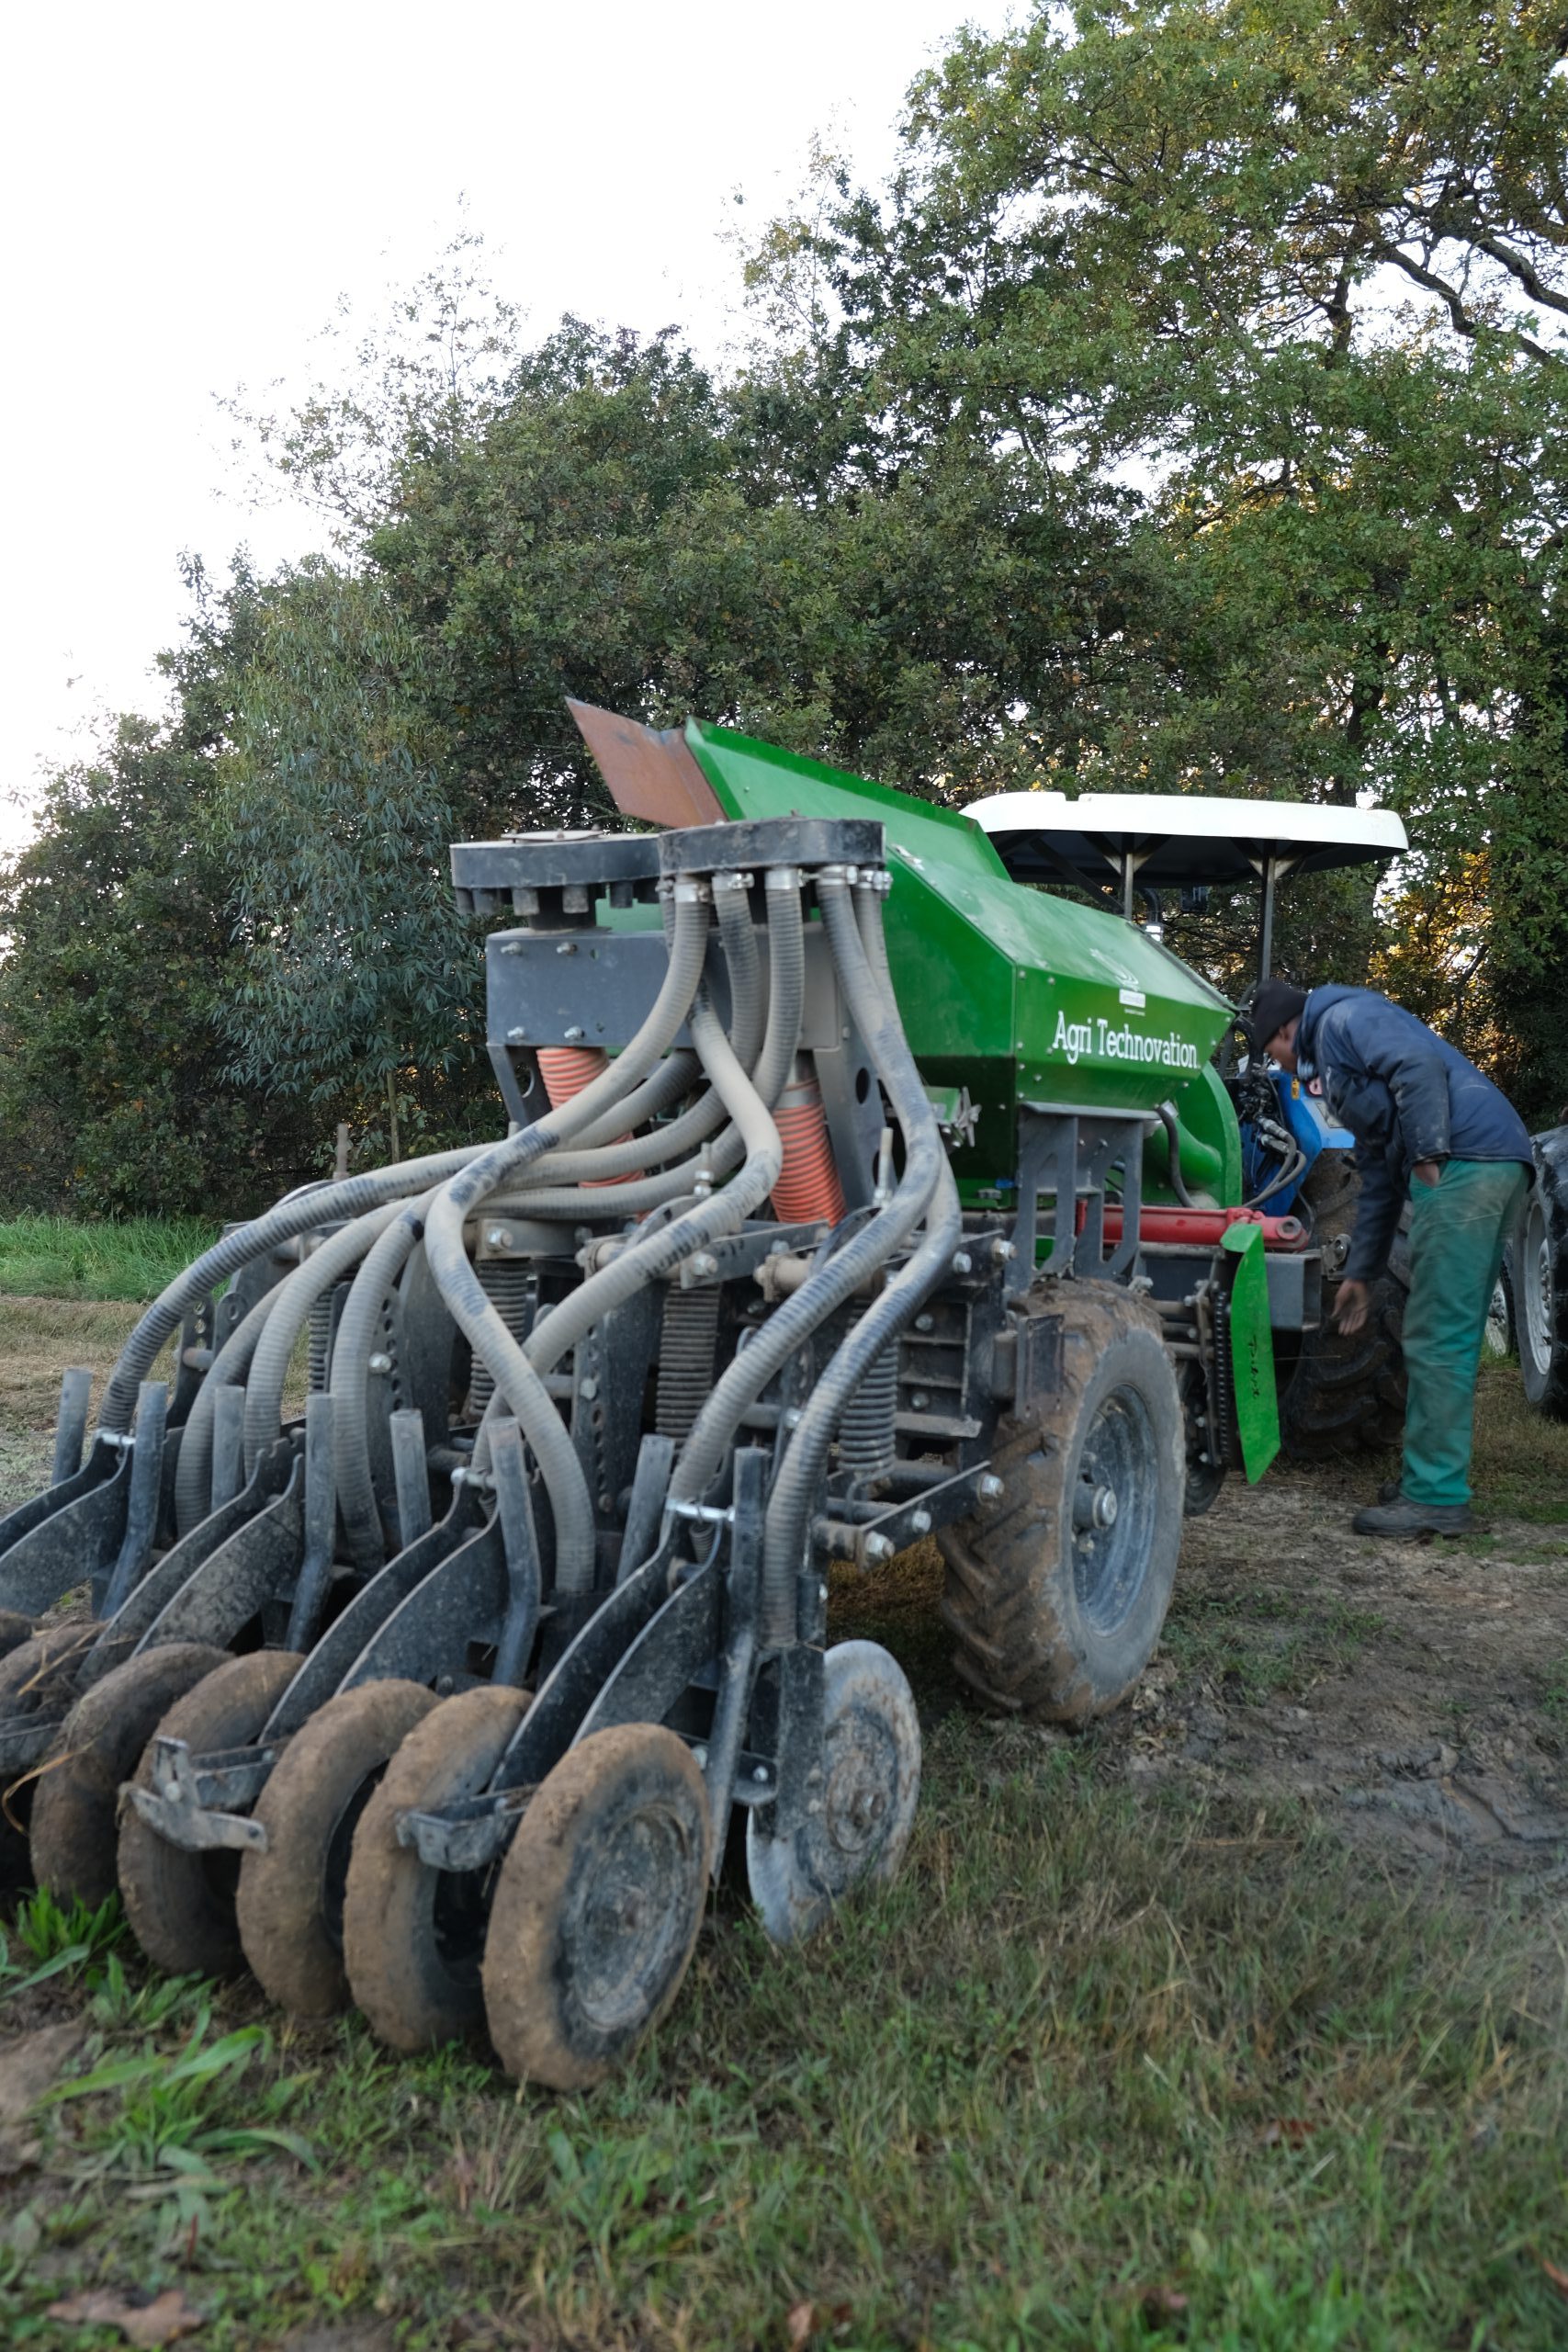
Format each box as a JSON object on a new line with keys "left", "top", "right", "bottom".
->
{"left": 0, "top": 0, "right": 1010, "bottom": 842}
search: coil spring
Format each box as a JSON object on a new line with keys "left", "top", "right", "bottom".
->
{"left": 307, "top": 1287, "right": 336, "bottom": 1392}
{"left": 839, "top": 1320, "right": 898, "bottom": 1487}
{"left": 771, "top": 1069, "right": 845, "bottom": 1227}
{"left": 466, "top": 1259, "right": 537, "bottom": 1421}
{"left": 655, "top": 1282, "right": 723, "bottom": 1443}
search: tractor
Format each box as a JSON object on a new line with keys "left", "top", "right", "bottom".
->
{"left": 967, "top": 785, "right": 1411, "bottom": 1462}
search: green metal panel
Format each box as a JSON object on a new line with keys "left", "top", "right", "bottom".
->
{"left": 684, "top": 724, "right": 1242, "bottom": 1193}
{"left": 1222, "top": 1224, "right": 1280, "bottom": 1481}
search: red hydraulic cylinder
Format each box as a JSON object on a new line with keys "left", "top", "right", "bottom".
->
{"left": 1095, "top": 1205, "right": 1308, "bottom": 1251}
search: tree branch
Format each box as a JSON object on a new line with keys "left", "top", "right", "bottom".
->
{"left": 1373, "top": 243, "right": 1562, "bottom": 363}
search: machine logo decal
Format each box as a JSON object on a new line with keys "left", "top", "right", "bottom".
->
{"left": 1052, "top": 1010, "right": 1201, "bottom": 1071}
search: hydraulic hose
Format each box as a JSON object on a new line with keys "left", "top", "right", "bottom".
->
{"left": 172, "top": 1286, "right": 286, "bottom": 1536}
{"left": 1156, "top": 1102, "right": 1194, "bottom": 1209}
{"left": 241, "top": 1202, "right": 404, "bottom": 1478}
{"left": 100, "top": 1140, "right": 492, "bottom": 1434}
{"left": 669, "top": 871, "right": 936, "bottom": 1515}
{"left": 423, "top": 884, "right": 713, "bottom": 1595}
{"left": 757, "top": 877, "right": 962, "bottom": 1645}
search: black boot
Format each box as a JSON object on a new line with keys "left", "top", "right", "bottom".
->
{"left": 1352, "top": 1492, "right": 1474, "bottom": 1538}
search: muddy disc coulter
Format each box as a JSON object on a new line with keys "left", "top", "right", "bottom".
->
{"left": 0, "top": 704, "right": 1320, "bottom": 2087}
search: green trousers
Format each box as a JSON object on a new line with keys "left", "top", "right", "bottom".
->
{"left": 1401, "top": 1158, "right": 1529, "bottom": 1507}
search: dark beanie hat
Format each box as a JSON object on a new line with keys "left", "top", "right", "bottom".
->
{"left": 1248, "top": 978, "right": 1307, "bottom": 1048}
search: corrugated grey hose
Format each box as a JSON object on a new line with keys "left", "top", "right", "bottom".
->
{"left": 423, "top": 885, "right": 713, "bottom": 1597}
{"left": 330, "top": 1193, "right": 443, "bottom": 1567}
{"left": 99, "top": 1141, "right": 491, "bottom": 1435}
{"left": 242, "top": 1201, "right": 404, "bottom": 1480}
{"left": 173, "top": 1287, "right": 285, "bottom": 1536}
{"left": 490, "top": 865, "right": 802, "bottom": 1221}
{"left": 468, "top": 885, "right": 798, "bottom": 1484}
{"left": 523, "top": 991, "right": 782, "bottom": 1384}
{"left": 669, "top": 873, "right": 938, "bottom": 1513}
{"left": 758, "top": 876, "right": 963, "bottom": 1647}
{"left": 515, "top": 871, "right": 765, "bottom": 1190}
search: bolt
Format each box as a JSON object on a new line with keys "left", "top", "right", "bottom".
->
{"left": 688, "top": 1251, "right": 717, "bottom": 1280}
{"left": 556, "top": 941, "right": 577, "bottom": 956}
{"left": 506, "top": 1024, "right": 528, "bottom": 1043}
{"left": 952, "top": 1250, "right": 973, "bottom": 1274}
{"left": 909, "top": 1509, "right": 932, "bottom": 1535}
{"left": 991, "top": 1238, "right": 1016, "bottom": 1263}
{"left": 910, "top": 1390, "right": 930, "bottom": 1411}
{"left": 579, "top": 1376, "right": 599, "bottom": 1402}
{"left": 978, "top": 1473, "right": 1005, "bottom": 1504}
{"left": 863, "top": 1532, "right": 897, "bottom": 1565}
{"left": 818, "top": 1580, "right": 829, "bottom": 1601}
{"left": 693, "top": 1746, "right": 708, "bottom": 1769}
{"left": 486, "top": 1227, "right": 508, "bottom": 1250}
{"left": 367, "top": 1351, "right": 392, "bottom": 1375}
{"left": 784, "top": 1407, "right": 803, "bottom": 1430}
{"left": 564, "top": 1024, "right": 585, "bottom": 1044}
{"left": 914, "top": 1312, "right": 934, "bottom": 1333}
{"left": 751, "top": 1764, "right": 770, "bottom": 1784}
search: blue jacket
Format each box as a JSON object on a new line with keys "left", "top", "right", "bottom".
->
{"left": 1297, "top": 985, "right": 1532, "bottom": 1282}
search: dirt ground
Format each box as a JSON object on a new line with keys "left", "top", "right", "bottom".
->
{"left": 3, "top": 1291, "right": 1566, "bottom": 1893}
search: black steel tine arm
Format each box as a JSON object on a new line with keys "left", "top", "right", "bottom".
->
{"left": 51, "top": 1368, "right": 94, "bottom": 1487}
{"left": 284, "top": 1392, "right": 338, "bottom": 1652}
{"left": 209, "top": 1383, "right": 246, "bottom": 1516}
{"left": 99, "top": 1381, "right": 169, "bottom": 1617}
{"left": 390, "top": 1408, "right": 433, "bottom": 1550}
{"left": 617, "top": 1432, "right": 675, "bottom": 1587}
{"left": 490, "top": 1418, "right": 543, "bottom": 1689}
{"left": 699, "top": 1446, "right": 764, "bottom": 1869}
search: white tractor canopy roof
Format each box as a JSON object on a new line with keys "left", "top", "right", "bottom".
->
{"left": 969, "top": 789, "right": 1408, "bottom": 892}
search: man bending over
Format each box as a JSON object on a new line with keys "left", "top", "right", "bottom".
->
{"left": 1251, "top": 978, "right": 1532, "bottom": 1538}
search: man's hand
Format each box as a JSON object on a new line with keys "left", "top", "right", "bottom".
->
{"left": 1412, "top": 1159, "right": 1441, "bottom": 1188}
{"left": 1335, "top": 1278, "right": 1371, "bottom": 1334}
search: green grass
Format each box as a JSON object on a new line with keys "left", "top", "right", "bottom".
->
{"left": 0, "top": 1739, "right": 1564, "bottom": 2351}
{"left": 1163, "top": 1583, "right": 1386, "bottom": 1703}
{"left": 0, "top": 1216, "right": 220, "bottom": 1303}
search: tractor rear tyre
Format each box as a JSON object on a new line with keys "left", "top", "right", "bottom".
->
{"left": 482, "top": 1724, "right": 712, "bottom": 2090}
{"left": 1278, "top": 1157, "right": 1408, "bottom": 1460}
{"left": 237, "top": 1679, "right": 436, "bottom": 2019}
{"left": 119, "top": 1649, "right": 305, "bottom": 1978}
{"left": 29, "top": 1642, "right": 229, "bottom": 1907}
{"left": 939, "top": 1283, "right": 1184, "bottom": 1724}
{"left": 344, "top": 1682, "right": 530, "bottom": 2052}
{"left": 1518, "top": 1170, "right": 1568, "bottom": 1417}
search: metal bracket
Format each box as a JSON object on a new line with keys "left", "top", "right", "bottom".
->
{"left": 398, "top": 1787, "right": 532, "bottom": 1872}
{"left": 124, "top": 1736, "right": 276, "bottom": 1853}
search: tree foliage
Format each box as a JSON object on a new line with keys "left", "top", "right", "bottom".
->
{"left": 8, "top": 8, "right": 1568, "bottom": 1213}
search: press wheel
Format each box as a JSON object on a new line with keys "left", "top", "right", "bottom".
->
{"left": 481, "top": 1724, "right": 712, "bottom": 2090}
{"left": 746, "top": 1640, "right": 921, "bottom": 1947}
{"left": 236, "top": 1679, "right": 435, "bottom": 2018}
{"left": 344, "top": 1682, "right": 530, "bottom": 2052}
{"left": 118, "top": 1649, "right": 305, "bottom": 1977}
{"left": 29, "top": 1642, "right": 229, "bottom": 1907}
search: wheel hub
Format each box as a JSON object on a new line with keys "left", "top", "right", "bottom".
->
{"left": 823, "top": 1710, "right": 897, "bottom": 1860}
{"left": 1071, "top": 1385, "right": 1157, "bottom": 1634}
{"left": 570, "top": 1806, "right": 694, "bottom": 2035}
